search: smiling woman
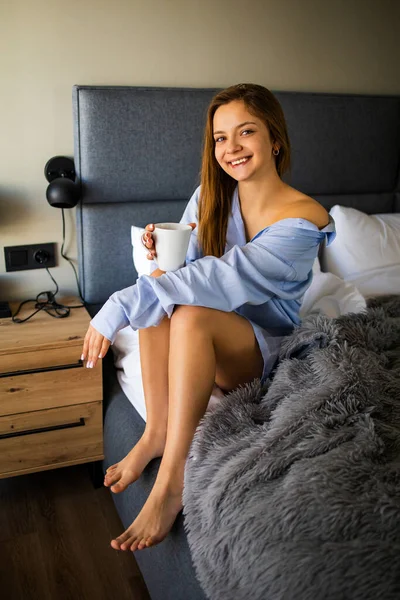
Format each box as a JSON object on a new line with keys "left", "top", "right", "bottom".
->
{"left": 83, "top": 82, "right": 334, "bottom": 555}
{"left": 198, "top": 83, "right": 293, "bottom": 257}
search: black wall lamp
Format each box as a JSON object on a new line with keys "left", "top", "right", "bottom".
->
{"left": 44, "top": 156, "right": 80, "bottom": 208}
{"left": 3, "top": 156, "right": 84, "bottom": 323}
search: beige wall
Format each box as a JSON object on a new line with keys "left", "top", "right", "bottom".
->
{"left": 2, "top": 0, "right": 399, "bottom": 301}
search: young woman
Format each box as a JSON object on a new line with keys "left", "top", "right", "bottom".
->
{"left": 81, "top": 83, "right": 335, "bottom": 553}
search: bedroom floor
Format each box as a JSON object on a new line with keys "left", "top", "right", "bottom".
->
{"left": 0, "top": 464, "right": 151, "bottom": 600}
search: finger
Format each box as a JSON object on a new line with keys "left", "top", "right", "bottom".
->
{"left": 81, "top": 329, "right": 91, "bottom": 361}
{"left": 146, "top": 251, "right": 156, "bottom": 260}
{"left": 86, "top": 332, "right": 96, "bottom": 367}
{"left": 98, "top": 339, "right": 111, "bottom": 360}
{"left": 189, "top": 222, "right": 196, "bottom": 230}
{"left": 145, "top": 224, "right": 154, "bottom": 232}
{"left": 87, "top": 333, "right": 105, "bottom": 368}
{"left": 142, "top": 232, "right": 154, "bottom": 249}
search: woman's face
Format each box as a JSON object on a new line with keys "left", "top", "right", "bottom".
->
{"left": 212, "top": 100, "right": 278, "bottom": 182}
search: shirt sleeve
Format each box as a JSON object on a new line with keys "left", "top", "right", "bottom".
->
{"left": 178, "top": 185, "right": 203, "bottom": 264}
{"left": 90, "top": 223, "right": 324, "bottom": 343}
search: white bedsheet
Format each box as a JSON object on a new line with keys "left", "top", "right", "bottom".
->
{"left": 111, "top": 266, "right": 368, "bottom": 422}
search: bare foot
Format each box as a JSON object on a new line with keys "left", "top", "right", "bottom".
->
{"left": 110, "top": 478, "right": 183, "bottom": 551}
{"left": 104, "top": 432, "right": 166, "bottom": 493}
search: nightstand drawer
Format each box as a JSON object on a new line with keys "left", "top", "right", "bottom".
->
{"left": 0, "top": 299, "right": 104, "bottom": 478}
{"left": 0, "top": 345, "right": 82, "bottom": 375}
{"left": 0, "top": 363, "right": 102, "bottom": 416}
{"left": 0, "top": 401, "right": 103, "bottom": 478}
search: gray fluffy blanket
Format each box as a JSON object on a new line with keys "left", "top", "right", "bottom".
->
{"left": 183, "top": 295, "right": 400, "bottom": 600}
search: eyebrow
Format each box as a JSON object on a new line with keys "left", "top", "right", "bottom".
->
{"left": 213, "top": 121, "right": 257, "bottom": 135}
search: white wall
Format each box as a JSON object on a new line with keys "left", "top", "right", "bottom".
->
{"left": 2, "top": 0, "right": 399, "bottom": 301}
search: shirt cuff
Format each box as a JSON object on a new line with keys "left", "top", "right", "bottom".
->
{"left": 90, "top": 298, "right": 129, "bottom": 344}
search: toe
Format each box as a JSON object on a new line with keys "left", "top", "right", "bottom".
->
{"left": 104, "top": 469, "right": 120, "bottom": 487}
{"left": 110, "top": 539, "right": 121, "bottom": 550}
{"left": 110, "top": 474, "right": 135, "bottom": 494}
{"left": 112, "top": 527, "right": 133, "bottom": 551}
{"left": 105, "top": 476, "right": 119, "bottom": 488}
{"left": 130, "top": 538, "right": 141, "bottom": 552}
{"left": 120, "top": 536, "right": 136, "bottom": 551}
{"left": 137, "top": 538, "right": 147, "bottom": 550}
{"left": 110, "top": 481, "right": 124, "bottom": 493}
{"left": 105, "top": 465, "right": 118, "bottom": 479}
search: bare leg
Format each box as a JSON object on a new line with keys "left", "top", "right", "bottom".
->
{"left": 104, "top": 269, "right": 170, "bottom": 493}
{"left": 111, "top": 305, "right": 263, "bottom": 551}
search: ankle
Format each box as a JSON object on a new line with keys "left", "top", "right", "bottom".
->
{"left": 158, "top": 458, "right": 186, "bottom": 484}
{"left": 152, "top": 461, "right": 185, "bottom": 493}
{"left": 142, "top": 427, "right": 167, "bottom": 449}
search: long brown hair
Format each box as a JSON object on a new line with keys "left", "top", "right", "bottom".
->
{"left": 198, "top": 83, "right": 291, "bottom": 257}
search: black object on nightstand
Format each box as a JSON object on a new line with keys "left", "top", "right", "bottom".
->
{"left": 0, "top": 302, "right": 12, "bottom": 318}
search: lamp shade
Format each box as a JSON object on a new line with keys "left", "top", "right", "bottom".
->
{"left": 46, "top": 177, "right": 80, "bottom": 208}
{"left": 44, "top": 156, "right": 81, "bottom": 209}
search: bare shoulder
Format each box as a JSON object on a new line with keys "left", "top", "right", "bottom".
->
{"left": 280, "top": 192, "right": 330, "bottom": 229}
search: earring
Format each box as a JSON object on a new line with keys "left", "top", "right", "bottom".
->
{"left": 273, "top": 148, "right": 280, "bottom": 156}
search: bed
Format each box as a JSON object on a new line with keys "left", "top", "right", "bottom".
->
{"left": 72, "top": 85, "right": 400, "bottom": 600}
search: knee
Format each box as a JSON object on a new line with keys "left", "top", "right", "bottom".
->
{"left": 171, "top": 305, "right": 211, "bottom": 330}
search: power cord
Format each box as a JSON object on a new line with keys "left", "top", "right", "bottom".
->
{"left": 12, "top": 209, "right": 87, "bottom": 324}
{"left": 59, "top": 207, "right": 86, "bottom": 305}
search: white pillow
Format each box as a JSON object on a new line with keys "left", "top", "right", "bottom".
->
{"left": 343, "top": 264, "right": 400, "bottom": 298}
{"left": 321, "top": 205, "right": 400, "bottom": 279}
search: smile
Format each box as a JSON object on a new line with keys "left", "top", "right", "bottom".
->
{"left": 229, "top": 156, "right": 251, "bottom": 167}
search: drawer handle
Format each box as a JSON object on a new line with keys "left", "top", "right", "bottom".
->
{"left": 0, "top": 417, "right": 85, "bottom": 440}
{"left": 0, "top": 360, "right": 84, "bottom": 378}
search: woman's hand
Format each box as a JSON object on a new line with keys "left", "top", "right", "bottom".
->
{"left": 81, "top": 324, "right": 111, "bottom": 368}
{"left": 142, "top": 222, "right": 197, "bottom": 261}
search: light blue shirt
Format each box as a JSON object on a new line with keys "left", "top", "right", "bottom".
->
{"left": 91, "top": 186, "right": 336, "bottom": 374}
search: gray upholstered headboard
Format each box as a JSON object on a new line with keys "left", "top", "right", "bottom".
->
{"left": 72, "top": 86, "right": 400, "bottom": 308}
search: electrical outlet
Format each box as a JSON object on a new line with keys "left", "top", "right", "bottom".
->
{"left": 4, "top": 243, "right": 56, "bottom": 272}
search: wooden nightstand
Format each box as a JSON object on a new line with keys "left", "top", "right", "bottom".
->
{"left": 0, "top": 297, "right": 103, "bottom": 479}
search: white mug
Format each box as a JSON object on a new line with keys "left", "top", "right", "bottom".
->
{"left": 152, "top": 223, "right": 192, "bottom": 271}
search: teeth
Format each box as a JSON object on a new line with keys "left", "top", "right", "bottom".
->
{"left": 231, "top": 157, "right": 249, "bottom": 166}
